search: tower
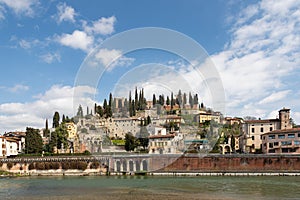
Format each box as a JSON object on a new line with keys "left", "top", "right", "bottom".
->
{"left": 279, "top": 108, "right": 292, "bottom": 129}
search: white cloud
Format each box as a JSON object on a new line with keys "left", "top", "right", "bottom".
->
{"left": 0, "top": 85, "right": 97, "bottom": 133}
{"left": 0, "top": 0, "right": 39, "bottom": 17}
{"left": 9, "top": 84, "right": 29, "bottom": 93}
{"left": 93, "top": 48, "right": 135, "bottom": 71}
{"left": 211, "top": 0, "right": 300, "bottom": 119}
{"left": 19, "top": 39, "right": 31, "bottom": 49}
{"left": 40, "top": 52, "right": 61, "bottom": 64}
{"left": 57, "top": 30, "right": 94, "bottom": 52}
{"left": 83, "top": 16, "right": 116, "bottom": 35}
{"left": 0, "top": 4, "right": 5, "bottom": 20}
{"left": 18, "top": 38, "right": 41, "bottom": 49}
{"left": 55, "top": 2, "right": 76, "bottom": 24}
{"left": 0, "top": 84, "right": 29, "bottom": 93}
{"left": 258, "top": 90, "right": 291, "bottom": 105}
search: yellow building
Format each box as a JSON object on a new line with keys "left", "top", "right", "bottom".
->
{"left": 66, "top": 122, "right": 79, "bottom": 153}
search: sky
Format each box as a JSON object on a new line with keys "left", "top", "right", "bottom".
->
{"left": 0, "top": 0, "right": 300, "bottom": 132}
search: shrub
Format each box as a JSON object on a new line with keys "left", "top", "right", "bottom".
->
{"left": 7, "top": 162, "right": 13, "bottom": 170}
{"left": 61, "top": 161, "right": 88, "bottom": 170}
{"left": 83, "top": 150, "right": 91, "bottom": 155}
{"left": 90, "top": 161, "right": 100, "bottom": 169}
{"left": 61, "top": 162, "right": 71, "bottom": 170}
{"left": 36, "top": 162, "right": 46, "bottom": 170}
{"left": 50, "top": 162, "right": 60, "bottom": 170}
{"left": 28, "top": 163, "right": 35, "bottom": 170}
{"left": 77, "top": 161, "right": 88, "bottom": 171}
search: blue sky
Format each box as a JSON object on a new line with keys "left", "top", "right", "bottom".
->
{"left": 0, "top": 0, "right": 300, "bottom": 132}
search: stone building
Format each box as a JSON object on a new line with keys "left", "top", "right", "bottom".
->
{"left": 241, "top": 108, "right": 292, "bottom": 153}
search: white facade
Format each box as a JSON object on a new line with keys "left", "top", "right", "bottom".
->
{"left": 148, "top": 127, "right": 184, "bottom": 154}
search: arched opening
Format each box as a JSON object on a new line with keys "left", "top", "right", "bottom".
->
{"left": 122, "top": 160, "right": 127, "bottom": 172}
{"left": 135, "top": 160, "right": 140, "bottom": 171}
{"left": 129, "top": 160, "right": 134, "bottom": 171}
{"left": 142, "top": 160, "right": 148, "bottom": 171}
{"left": 116, "top": 161, "right": 121, "bottom": 172}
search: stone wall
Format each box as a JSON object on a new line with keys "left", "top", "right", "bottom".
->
{"left": 153, "top": 155, "right": 300, "bottom": 172}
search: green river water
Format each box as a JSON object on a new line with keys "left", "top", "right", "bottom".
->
{"left": 0, "top": 175, "right": 299, "bottom": 200}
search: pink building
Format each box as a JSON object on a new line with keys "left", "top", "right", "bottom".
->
{"left": 262, "top": 128, "right": 300, "bottom": 154}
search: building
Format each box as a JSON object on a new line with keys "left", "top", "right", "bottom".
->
{"left": 148, "top": 127, "right": 184, "bottom": 154}
{"left": 262, "top": 128, "right": 300, "bottom": 154}
{"left": 66, "top": 122, "right": 80, "bottom": 153}
{"left": 241, "top": 108, "right": 292, "bottom": 153}
{"left": 0, "top": 136, "right": 6, "bottom": 157}
{"left": 0, "top": 132, "right": 25, "bottom": 157}
{"left": 194, "top": 110, "right": 221, "bottom": 124}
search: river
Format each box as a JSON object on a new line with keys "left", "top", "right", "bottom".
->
{"left": 0, "top": 175, "right": 299, "bottom": 200}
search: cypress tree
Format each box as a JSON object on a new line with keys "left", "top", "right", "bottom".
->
{"left": 152, "top": 94, "right": 156, "bottom": 107}
{"left": 52, "top": 111, "right": 60, "bottom": 128}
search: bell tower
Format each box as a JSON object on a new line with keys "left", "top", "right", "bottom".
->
{"left": 279, "top": 108, "right": 292, "bottom": 129}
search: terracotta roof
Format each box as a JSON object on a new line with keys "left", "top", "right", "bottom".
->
{"left": 245, "top": 119, "right": 279, "bottom": 124}
{"left": 262, "top": 128, "right": 300, "bottom": 135}
{"left": 149, "top": 134, "right": 175, "bottom": 139}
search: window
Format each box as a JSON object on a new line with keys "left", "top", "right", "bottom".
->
{"left": 294, "top": 141, "right": 300, "bottom": 145}
{"left": 282, "top": 148, "right": 289, "bottom": 153}
{"left": 260, "top": 127, "right": 264, "bottom": 132}
{"left": 281, "top": 141, "right": 292, "bottom": 146}
{"left": 278, "top": 134, "right": 285, "bottom": 139}
{"left": 268, "top": 135, "right": 275, "bottom": 139}
{"left": 269, "top": 143, "right": 273, "bottom": 148}
{"left": 288, "top": 134, "right": 295, "bottom": 138}
{"left": 252, "top": 136, "right": 255, "bottom": 140}
{"left": 251, "top": 128, "right": 255, "bottom": 133}
{"left": 270, "top": 127, "right": 273, "bottom": 131}
{"left": 268, "top": 149, "right": 275, "bottom": 153}
{"left": 274, "top": 142, "right": 279, "bottom": 146}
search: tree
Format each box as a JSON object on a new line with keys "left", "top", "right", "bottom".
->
{"left": 103, "top": 99, "right": 108, "bottom": 118}
{"left": 171, "top": 92, "right": 175, "bottom": 110}
{"left": 152, "top": 94, "right": 156, "bottom": 107}
{"left": 25, "top": 127, "right": 43, "bottom": 154}
{"left": 146, "top": 115, "right": 151, "bottom": 126}
{"left": 135, "top": 87, "right": 138, "bottom": 110}
{"left": 189, "top": 92, "right": 194, "bottom": 108}
{"left": 183, "top": 93, "right": 187, "bottom": 107}
{"left": 96, "top": 105, "right": 104, "bottom": 117}
{"left": 52, "top": 111, "right": 60, "bottom": 128}
{"left": 177, "top": 90, "right": 183, "bottom": 107}
{"left": 129, "top": 91, "right": 133, "bottom": 117}
{"left": 49, "top": 124, "right": 69, "bottom": 153}
{"left": 43, "top": 119, "right": 50, "bottom": 138}
{"left": 125, "top": 133, "right": 136, "bottom": 151}
{"left": 137, "top": 126, "right": 149, "bottom": 150}
{"left": 77, "top": 105, "right": 84, "bottom": 117}
{"left": 194, "top": 94, "right": 198, "bottom": 107}
{"left": 166, "top": 96, "right": 170, "bottom": 106}
{"left": 132, "top": 100, "right": 136, "bottom": 116}
{"left": 62, "top": 114, "right": 66, "bottom": 123}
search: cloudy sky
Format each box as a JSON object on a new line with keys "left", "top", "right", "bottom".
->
{"left": 0, "top": 0, "right": 300, "bottom": 132}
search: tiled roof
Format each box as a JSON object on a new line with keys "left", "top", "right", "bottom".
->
{"left": 245, "top": 119, "right": 279, "bottom": 124}
{"left": 149, "top": 134, "right": 175, "bottom": 139}
{"left": 262, "top": 128, "right": 300, "bottom": 135}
